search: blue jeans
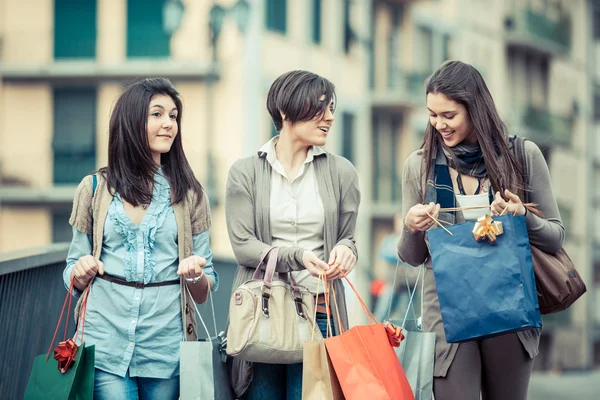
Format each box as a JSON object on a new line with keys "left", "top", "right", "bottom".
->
{"left": 244, "top": 312, "right": 331, "bottom": 400}
{"left": 94, "top": 369, "right": 179, "bottom": 400}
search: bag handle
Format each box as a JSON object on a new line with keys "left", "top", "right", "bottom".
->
{"left": 251, "top": 247, "right": 303, "bottom": 294}
{"left": 46, "top": 279, "right": 91, "bottom": 362}
{"left": 337, "top": 270, "right": 378, "bottom": 327}
{"left": 185, "top": 283, "right": 219, "bottom": 341}
{"left": 399, "top": 266, "right": 423, "bottom": 330}
{"left": 310, "top": 272, "right": 333, "bottom": 341}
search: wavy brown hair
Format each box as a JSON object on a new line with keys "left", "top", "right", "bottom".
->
{"left": 100, "top": 78, "right": 203, "bottom": 206}
{"left": 421, "top": 61, "right": 525, "bottom": 201}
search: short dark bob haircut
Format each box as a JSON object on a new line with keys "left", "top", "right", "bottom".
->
{"left": 100, "top": 77, "right": 203, "bottom": 206}
{"left": 267, "top": 70, "right": 336, "bottom": 132}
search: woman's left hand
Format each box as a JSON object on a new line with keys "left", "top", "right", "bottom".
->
{"left": 177, "top": 255, "right": 206, "bottom": 280}
{"left": 491, "top": 189, "right": 526, "bottom": 217}
{"left": 326, "top": 245, "right": 357, "bottom": 280}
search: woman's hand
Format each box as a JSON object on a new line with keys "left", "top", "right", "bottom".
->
{"left": 326, "top": 245, "right": 357, "bottom": 280}
{"left": 302, "top": 250, "right": 331, "bottom": 279}
{"left": 71, "top": 255, "right": 104, "bottom": 291}
{"left": 404, "top": 202, "right": 440, "bottom": 233}
{"left": 177, "top": 255, "right": 207, "bottom": 280}
{"left": 491, "top": 189, "right": 525, "bottom": 217}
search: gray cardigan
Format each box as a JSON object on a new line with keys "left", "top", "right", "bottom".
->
{"left": 397, "top": 139, "right": 564, "bottom": 377}
{"left": 225, "top": 148, "right": 361, "bottom": 396}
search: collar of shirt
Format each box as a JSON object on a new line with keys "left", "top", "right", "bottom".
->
{"left": 258, "top": 135, "right": 326, "bottom": 180}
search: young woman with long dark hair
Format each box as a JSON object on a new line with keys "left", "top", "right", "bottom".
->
{"left": 63, "top": 78, "right": 218, "bottom": 399}
{"left": 398, "top": 61, "right": 564, "bottom": 400}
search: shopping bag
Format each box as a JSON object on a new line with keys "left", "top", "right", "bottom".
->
{"left": 25, "top": 280, "right": 95, "bottom": 400}
{"left": 180, "top": 286, "right": 234, "bottom": 400}
{"left": 387, "top": 264, "right": 435, "bottom": 400}
{"left": 324, "top": 273, "right": 414, "bottom": 400}
{"left": 302, "top": 275, "right": 344, "bottom": 400}
{"left": 427, "top": 214, "right": 542, "bottom": 343}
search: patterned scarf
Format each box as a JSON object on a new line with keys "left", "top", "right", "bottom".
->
{"left": 424, "top": 142, "right": 491, "bottom": 224}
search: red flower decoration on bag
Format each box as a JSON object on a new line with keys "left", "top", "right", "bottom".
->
{"left": 53, "top": 338, "right": 79, "bottom": 373}
{"left": 384, "top": 321, "right": 405, "bottom": 348}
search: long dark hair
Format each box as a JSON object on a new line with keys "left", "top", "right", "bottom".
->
{"left": 100, "top": 78, "right": 202, "bottom": 206}
{"left": 422, "top": 61, "right": 525, "bottom": 200}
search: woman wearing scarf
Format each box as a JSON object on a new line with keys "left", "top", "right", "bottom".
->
{"left": 397, "top": 61, "right": 564, "bottom": 400}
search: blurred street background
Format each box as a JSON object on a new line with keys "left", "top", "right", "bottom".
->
{"left": 0, "top": 0, "right": 599, "bottom": 398}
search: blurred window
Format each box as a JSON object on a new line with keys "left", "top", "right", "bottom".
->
{"left": 343, "top": 0, "right": 351, "bottom": 53}
{"left": 373, "top": 114, "right": 402, "bottom": 203}
{"left": 127, "top": 0, "right": 170, "bottom": 57}
{"left": 416, "top": 26, "right": 433, "bottom": 72}
{"left": 341, "top": 112, "right": 355, "bottom": 163}
{"left": 52, "top": 88, "right": 97, "bottom": 184}
{"left": 312, "top": 0, "right": 322, "bottom": 44}
{"left": 54, "top": 0, "right": 96, "bottom": 59}
{"left": 442, "top": 34, "right": 451, "bottom": 62}
{"left": 52, "top": 212, "right": 72, "bottom": 243}
{"left": 594, "top": 93, "right": 600, "bottom": 122}
{"left": 266, "top": 0, "right": 287, "bottom": 34}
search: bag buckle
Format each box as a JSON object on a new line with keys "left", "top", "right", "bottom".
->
{"left": 261, "top": 285, "right": 271, "bottom": 318}
{"left": 294, "top": 296, "right": 306, "bottom": 319}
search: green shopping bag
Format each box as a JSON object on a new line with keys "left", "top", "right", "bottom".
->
{"left": 24, "top": 280, "right": 95, "bottom": 400}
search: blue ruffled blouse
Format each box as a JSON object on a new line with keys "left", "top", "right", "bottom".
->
{"left": 63, "top": 170, "right": 218, "bottom": 379}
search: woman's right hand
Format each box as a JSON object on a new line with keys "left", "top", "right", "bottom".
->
{"left": 302, "top": 250, "right": 331, "bottom": 279}
{"left": 71, "top": 255, "right": 104, "bottom": 291}
{"left": 404, "top": 202, "right": 441, "bottom": 233}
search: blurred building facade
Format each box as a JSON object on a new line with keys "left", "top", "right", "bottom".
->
{"left": 0, "top": 0, "right": 598, "bottom": 369}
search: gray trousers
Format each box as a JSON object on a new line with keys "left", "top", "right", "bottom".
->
{"left": 433, "top": 333, "right": 534, "bottom": 400}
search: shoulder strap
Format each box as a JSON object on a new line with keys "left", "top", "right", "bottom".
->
{"left": 512, "top": 135, "right": 530, "bottom": 203}
{"left": 92, "top": 174, "right": 98, "bottom": 197}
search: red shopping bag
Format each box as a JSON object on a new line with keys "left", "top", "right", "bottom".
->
{"left": 324, "top": 273, "right": 414, "bottom": 400}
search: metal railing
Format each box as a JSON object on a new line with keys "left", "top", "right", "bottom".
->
{"left": 0, "top": 244, "right": 237, "bottom": 399}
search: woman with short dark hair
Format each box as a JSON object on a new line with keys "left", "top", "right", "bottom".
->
{"left": 225, "top": 70, "right": 361, "bottom": 399}
{"left": 64, "top": 78, "right": 218, "bottom": 399}
{"left": 398, "top": 61, "right": 564, "bottom": 400}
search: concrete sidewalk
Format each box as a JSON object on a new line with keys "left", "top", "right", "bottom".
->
{"left": 527, "top": 369, "right": 600, "bottom": 400}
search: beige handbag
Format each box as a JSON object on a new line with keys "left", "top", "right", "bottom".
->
{"left": 226, "top": 247, "right": 322, "bottom": 364}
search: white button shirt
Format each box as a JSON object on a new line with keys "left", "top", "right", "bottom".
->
{"left": 261, "top": 136, "right": 325, "bottom": 294}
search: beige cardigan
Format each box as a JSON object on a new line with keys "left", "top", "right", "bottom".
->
{"left": 69, "top": 173, "right": 212, "bottom": 341}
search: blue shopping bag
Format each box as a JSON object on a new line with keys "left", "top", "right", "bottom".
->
{"left": 427, "top": 214, "right": 541, "bottom": 343}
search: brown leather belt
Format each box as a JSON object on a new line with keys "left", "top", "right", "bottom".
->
{"left": 315, "top": 293, "right": 331, "bottom": 314}
{"left": 96, "top": 273, "right": 180, "bottom": 289}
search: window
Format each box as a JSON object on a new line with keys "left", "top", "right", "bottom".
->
{"left": 343, "top": 0, "right": 351, "bottom": 53}
{"left": 442, "top": 34, "right": 451, "bottom": 62}
{"left": 127, "top": 0, "right": 170, "bottom": 58}
{"left": 54, "top": 0, "right": 96, "bottom": 58}
{"left": 266, "top": 0, "right": 287, "bottom": 34}
{"left": 387, "top": 6, "right": 402, "bottom": 89}
{"left": 416, "top": 26, "right": 433, "bottom": 72}
{"left": 373, "top": 115, "right": 402, "bottom": 202}
{"left": 312, "top": 0, "right": 322, "bottom": 44}
{"left": 52, "top": 212, "right": 72, "bottom": 243}
{"left": 341, "top": 112, "right": 355, "bottom": 163}
{"left": 53, "top": 88, "right": 97, "bottom": 184}
{"left": 594, "top": 92, "right": 600, "bottom": 122}
{"left": 593, "top": 2, "right": 600, "bottom": 40}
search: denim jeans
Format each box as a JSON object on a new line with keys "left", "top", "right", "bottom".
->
{"left": 94, "top": 369, "right": 179, "bottom": 400}
{"left": 244, "top": 312, "right": 331, "bottom": 400}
